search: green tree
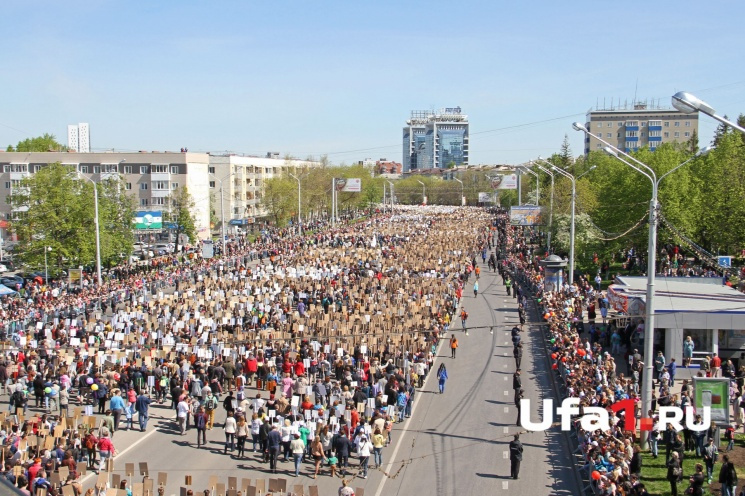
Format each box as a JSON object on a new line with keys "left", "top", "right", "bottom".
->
{"left": 7, "top": 134, "right": 67, "bottom": 152}
{"left": 168, "top": 187, "right": 197, "bottom": 253}
{"left": 559, "top": 134, "right": 573, "bottom": 169}
{"left": 262, "top": 177, "right": 296, "bottom": 226}
{"left": 9, "top": 163, "right": 134, "bottom": 273}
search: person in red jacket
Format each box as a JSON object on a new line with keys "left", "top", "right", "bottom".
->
{"left": 294, "top": 360, "right": 305, "bottom": 378}
{"left": 27, "top": 458, "right": 42, "bottom": 491}
{"left": 245, "top": 355, "right": 258, "bottom": 385}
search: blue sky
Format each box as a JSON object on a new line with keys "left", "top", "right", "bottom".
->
{"left": 3, "top": 0, "right": 744, "bottom": 164}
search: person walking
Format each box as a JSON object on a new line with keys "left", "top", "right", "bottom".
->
{"left": 437, "top": 364, "right": 448, "bottom": 394}
{"left": 668, "top": 358, "right": 678, "bottom": 387}
{"left": 109, "top": 390, "right": 125, "bottom": 432}
{"left": 357, "top": 435, "right": 373, "bottom": 479}
{"left": 689, "top": 463, "right": 705, "bottom": 496}
{"left": 135, "top": 391, "right": 151, "bottom": 432}
{"left": 96, "top": 430, "right": 115, "bottom": 474}
{"left": 450, "top": 335, "right": 458, "bottom": 359}
{"left": 224, "top": 412, "right": 236, "bottom": 453}
{"left": 460, "top": 307, "right": 469, "bottom": 334}
{"left": 703, "top": 437, "right": 718, "bottom": 484}
{"left": 195, "top": 406, "right": 208, "bottom": 448}
{"left": 505, "top": 276, "right": 512, "bottom": 296}
{"left": 372, "top": 428, "right": 385, "bottom": 469}
{"left": 291, "top": 433, "right": 305, "bottom": 477}
{"left": 509, "top": 434, "right": 523, "bottom": 479}
{"left": 512, "top": 369, "right": 522, "bottom": 394}
{"left": 310, "top": 436, "right": 326, "bottom": 479}
{"left": 718, "top": 454, "right": 738, "bottom": 496}
{"left": 683, "top": 336, "right": 695, "bottom": 368}
{"left": 177, "top": 396, "right": 190, "bottom": 435}
{"left": 267, "top": 423, "right": 282, "bottom": 473}
{"left": 514, "top": 388, "right": 524, "bottom": 426}
{"left": 473, "top": 281, "right": 479, "bottom": 297}
{"left": 654, "top": 351, "right": 666, "bottom": 385}
{"left": 667, "top": 451, "right": 682, "bottom": 496}
{"left": 235, "top": 415, "right": 249, "bottom": 458}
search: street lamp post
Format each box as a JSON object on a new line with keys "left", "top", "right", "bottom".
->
{"left": 209, "top": 172, "right": 237, "bottom": 256}
{"left": 416, "top": 180, "right": 426, "bottom": 205}
{"left": 516, "top": 165, "right": 540, "bottom": 205}
{"left": 76, "top": 173, "right": 103, "bottom": 287}
{"left": 454, "top": 178, "right": 464, "bottom": 205}
{"left": 289, "top": 173, "right": 305, "bottom": 235}
{"left": 574, "top": 121, "right": 712, "bottom": 443}
{"left": 537, "top": 158, "right": 596, "bottom": 286}
{"left": 386, "top": 181, "right": 395, "bottom": 212}
{"left": 533, "top": 162, "right": 555, "bottom": 252}
{"left": 44, "top": 246, "right": 51, "bottom": 284}
{"left": 672, "top": 92, "right": 745, "bottom": 135}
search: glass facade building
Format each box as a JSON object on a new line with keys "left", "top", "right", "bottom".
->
{"left": 403, "top": 109, "right": 468, "bottom": 172}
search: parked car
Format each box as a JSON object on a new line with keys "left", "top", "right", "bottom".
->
{"left": 0, "top": 275, "right": 22, "bottom": 288}
{"left": 0, "top": 259, "right": 16, "bottom": 271}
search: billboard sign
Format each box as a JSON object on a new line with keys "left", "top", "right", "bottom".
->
{"left": 490, "top": 174, "right": 518, "bottom": 190}
{"left": 202, "top": 240, "right": 214, "bottom": 259}
{"left": 335, "top": 178, "right": 362, "bottom": 192}
{"left": 133, "top": 211, "right": 163, "bottom": 230}
{"left": 478, "top": 192, "right": 495, "bottom": 203}
{"left": 693, "top": 377, "right": 730, "bottom": 425}
{"left": 510, "top": 206, "right": 543, "bottom": 226}
{"left": 68, "top": 268, "right": 83, "bottom": 287}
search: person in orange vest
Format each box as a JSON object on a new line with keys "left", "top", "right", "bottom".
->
{"left": 450, "top": 335, "right": 459, "bottom": 359}
{"left": 475, "top": 266, "right": 481, "bottom": 280}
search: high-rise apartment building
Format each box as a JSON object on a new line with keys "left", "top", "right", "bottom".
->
{"left": 403, "top": 108, "right": 468, "bottom": 172}
{"left": 67, "top": 123, "right": 90, "bottom": 152}
{"left": 584, "top": 102, "right": 698, "bottom": 154}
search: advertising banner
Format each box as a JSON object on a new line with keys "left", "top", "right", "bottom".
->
{"left": 335, "top": 178, "right": 362, "bottom": 192}
{"left": 478, "top": 192, "right": 495, "bottom": 203}
{"left": 68, "top": 268, "right": 83, "bottom": 287}
{"left": 133, "top": 211, "right": 163, "bottom": 230}
{"left": 490, "top": 174, "right": 518, "bottom": 190}
{"left": 510, "top": 206, "right": 543, "bottom": 226}
{"left": 693, "top": 377, "right": 730, "bottom": 424}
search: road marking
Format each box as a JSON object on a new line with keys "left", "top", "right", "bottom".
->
{"left": 504, "top": 407, "right": 509, "bottom": 413}
{"left": 374, "top": 329, "right": 442, "bottom": 496}
{"left": 502, "top": 481, "right": 509, "bottom": 489}
{"left": 504, "top": 376, "right": 508, "bottom": 381}
{"left": 504, "top": 363, "right": 507, "bottom": 368}
{"left": 502, "top": 451, "right": 509, "bottom": 459}
{"left": 79, "top": 413, "right": 174, "bottom": 486}
{"left": 503, "top": 427, "right": 508, "bottom": 433}
{"left": 504, "top": 341, "right": 508, "bottom": 345}
{"left": 503, "top": 352, "right": 507, "bottom": 356}
{"left": 504, "top": 390, "right": 508, "bottom": 396}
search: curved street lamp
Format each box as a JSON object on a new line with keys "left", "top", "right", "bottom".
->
{"left": 416, "top": 180, "right": 426, "bottom": 205}
{"left": 533, "top": 161, "right": 555, "bottom": 252}
{"left": 672, "top": 92, "right": 745, "bottom": 135}
{"left": 575, "top": 120, "right": 713, "bottom": 443}
{"left": 453, "top": 178, "right": 464, "bottom": 205}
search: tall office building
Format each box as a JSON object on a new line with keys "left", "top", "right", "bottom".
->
{"left": 403, "top": 108, "right": 468, "bottom": 171}
{"left": 67, "top": 123, "right": 90, "bottom": 152}
{"left": 584, "top": 101, "right": 698, "bottom": 154}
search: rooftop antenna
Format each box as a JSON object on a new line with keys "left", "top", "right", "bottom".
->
{"left": 633, "top": 79, "right": 638, "bottom": 105}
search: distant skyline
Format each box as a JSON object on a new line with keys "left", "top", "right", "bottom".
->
{"left": 3, "top": 1, "right": 744, "bottom": 165}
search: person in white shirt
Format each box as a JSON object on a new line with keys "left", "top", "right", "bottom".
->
{"left": 357, "top": 435, "right": 373, "bottom": 478}
{"left": 223, "top": 412, "right": 237, "bottom": 453}
{"left": 177, "top": 398, "right": 190, "bottom": 435}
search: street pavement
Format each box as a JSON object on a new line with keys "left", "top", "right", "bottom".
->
{"left": 70, "top": 262, "right": 580, "bottom": 496}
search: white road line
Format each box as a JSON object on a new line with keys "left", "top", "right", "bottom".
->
{"left": 503, "top": 427, "right": 508, "bottom": 434}
{"left": 503, "top": 352, "right": 507, "bottom": 356}
{"left": 503, "top": 363, "right": 507, "bottom": 368}
{"left": 79, "top": 413, "right": 175, "bottom": 485}
{"left": 504, "top": 407, "right": 508, "bottom": 413}
{"left": 502, "top": 451, "right": 509, "bottom": 459}
{"left": 502, "top": 481, "right": 509, "bottom": 489}
{"left": 504, "top": 376, "right": 508, "bottom": 381}
{"left": 503, "top": 390, "right": 508, "bottom": 396}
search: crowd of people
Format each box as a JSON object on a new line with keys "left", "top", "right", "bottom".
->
{"left": 0, "top": 206, "right": 497, "bottom": 495}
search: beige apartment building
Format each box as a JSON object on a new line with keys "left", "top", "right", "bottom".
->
{"left": 208, "top": 154, "right": 320, "bottom": 232}
{"left": 584, "top": 103, "right": 699, "bottom": 154}
{"left": 0, "top": 151, "right": 211, "bottom": 240}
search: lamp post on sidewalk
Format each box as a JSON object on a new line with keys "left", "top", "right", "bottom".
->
{"left": 75, "top": 172, "right": 102, "bottom": 287}
{"left": 515, "top": 165, "right": 539, "bottom": 205}
{"left": 454, "top": 178, "right": 464, "bottom": 205}
{"left": 533, "top": 162, "right": 554, "bottom": 252}
{"left": 209, "top": 172, "right": 237, "bottom": 255}
{"left": 416, "top": 180, "right": 426, "bottom": 205}
{"left": 44, "top": 246, "right": 52, "bottom": 284}
{"left": 672, "top": 91, "right": 745, "bottom": 135}
{"left": 289, "top": 172, "right": 307, "bottom": 235}
{"left": 574, "top": 121, "right": 713, "bottom": 443}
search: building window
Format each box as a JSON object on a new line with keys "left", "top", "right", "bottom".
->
{"left": 140, "top": 198, "right": 149, "bottom": 207}
{"left": 4, "top": 182, "right": 9, "bottom": 189}
{"left": 641, "top": 122, "right": 646, "bottom": 127}
{"left": 664, "top": 132, "right": 670, "bottom": 138}
{"left": 597, "top": 123, "right": 603, "bottom": 128}
{"left": 626, "top": 121, "right": 639, "bottom": 127}
{"left": 649, "top": 131, "right": 661, "bottom": 137}
{"left": 674, "top": 122, "right": 680, "bottom": 127}
{"left": 664, "top": 122, "right": 670, "bottom": 127}
{"left": 618, "top": 122, "right": 623, "bottom": 127}
{"left": 93, "top": 166, "right": 101, "bottom": 174}
{"left": 674, "top": 132, "right": 680, "bottom": 138}
{"left": 171, "top": 182, "right": 178, "bottom": 190}
{"left": 124, "top": 166, "right": 132, "bottom": 174}
{"left": 209, "top": 181, "right": 216, "bottom": 188}
{"left": 140, "top": 183, "right": 148, "bottom": 190}
{"left": 152, "top": 164, "right": 168, "bottom": 173}
{"left": 2, "top": 165, "right": 9, "bottom": 173}
{"left": 596, "top": 133, "right": 602, "bottom": 138}
{"left": 170, "top": 166, "right": 179, "bottom": 174}
{"left": 607, "top": 123, "right": 613, "bottom": 128}
{"left": 596, "top": 143, "right": 602, "bottom": 148}
{"left": 140, "top": 166, "right": 148, "bottom": 174}
{"left": 626, "top": 131, "right": 638, "bottom": 137}
{"left": 684, "top": 132, "right": 691, "bottom": 137}
{"left": 125, "top": 183, "right": 132, "bottom": 190}
{"left": 152, "top": 181, "right": 168, "bottom": 190}
{"left": 33, "top": 165, "right": 41, "bottom": 172}
{"left": 685, "top": 121, "right": 691, "bottom": 127}
{"left": 209, "top": 167, "right": 216, "bottom": 174}
{"left": 80, "top": 166, "right": 88, "bottom": 174}
{"left": 104, "top": 164, "right": 118, "bottom": 173}
{"left": 641, "top": 132, "right": 646, "bottom": 137}
{"left": 617, "top": 133, "right": 621, "bottom": 138}
{"left": 152, "top": 197, "right": 166, "bottom": 206}
{"left": 625, "top": 142, "right": 638, "bottom": 149}
{"left": 649, "top": 120, "right": 662, "bottom": 127}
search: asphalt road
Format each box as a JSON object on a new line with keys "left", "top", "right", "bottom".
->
{"left": 74, "top": 263, "right": 580, "bottom": 496}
